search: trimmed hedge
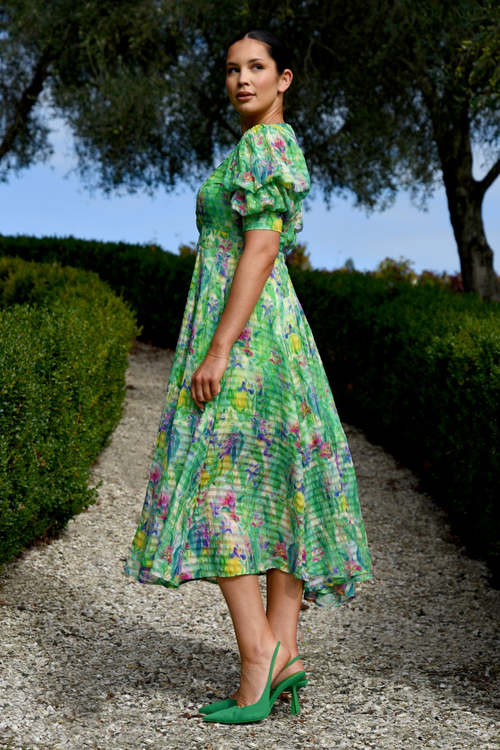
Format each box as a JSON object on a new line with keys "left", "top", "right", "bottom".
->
{"left": 1, "top": 236, "right": 499, "bottom": 578}
{"left": 290, "top": 269, "right": 500, "bottom": 577}
{"left": 0, "top": 257, "right": 141, "bottom": 566}
{"left": 0, "top": 234, "right": 195, "bottom": 348}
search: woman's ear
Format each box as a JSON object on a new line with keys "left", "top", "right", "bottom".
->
{"left": 278, "top": 69, "right": 293, "bottom": 95}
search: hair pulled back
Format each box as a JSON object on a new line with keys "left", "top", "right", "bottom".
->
{"left": 226, "top": 29, "right": 292, "bottom": 75}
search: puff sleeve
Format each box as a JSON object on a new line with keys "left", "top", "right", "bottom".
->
{"left": 222, "top": 124, "right": 310, "bottom": 250}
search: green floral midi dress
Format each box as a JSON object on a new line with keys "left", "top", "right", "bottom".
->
{"left": 124, "top": 122, "right": 373, "bottom": 608}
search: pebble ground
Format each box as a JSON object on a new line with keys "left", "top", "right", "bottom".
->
{"left": 1, "top": 340, "right": 499, "bottom": 750}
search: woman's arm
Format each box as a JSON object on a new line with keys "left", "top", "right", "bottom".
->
{"left": 190, "top": 228, "right": 280, "bottom": 410}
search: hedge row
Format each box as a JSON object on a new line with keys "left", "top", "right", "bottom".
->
{"left": 291, "top": 268, "right": 500, "bottom": 577}
{"left": 0, "top": 234, "right": 195, "bottom": 348}
{"left": 0, "top": 256, "right": 141, "bottom": 566}
{"left": 1, "top": 235, "right": 499, "bottom": 578}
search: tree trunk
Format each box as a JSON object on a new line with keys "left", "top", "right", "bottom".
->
{"left": 437, "top": 120, "right": 500, "bottom": 302}
{"left": 0, "top": 46, "right": 55, "bottom": 165}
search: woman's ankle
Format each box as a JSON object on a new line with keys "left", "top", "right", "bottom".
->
{"left": 267, "top": 635, "right": 299, "bottom": 660}
{"left": 240, "top": 636, "right": 287, "bottom": 665}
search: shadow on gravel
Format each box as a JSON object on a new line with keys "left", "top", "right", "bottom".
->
{"left": 9, "top": 544, "right": 499, "bottom": 725}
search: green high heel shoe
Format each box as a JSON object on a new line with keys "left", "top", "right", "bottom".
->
{"left": 202, "top": 641, "right": 306, "bottom": 724}
{"left": 198, "top": 654, "right": 308, "bottom": 715}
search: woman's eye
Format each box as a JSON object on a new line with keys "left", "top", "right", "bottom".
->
{"left": 227, "top": 64, "right": 263, "bottom": 74}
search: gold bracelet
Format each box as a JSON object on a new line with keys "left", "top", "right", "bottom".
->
{"left": 207, "top": 351, "right": 229, "bottom": 360}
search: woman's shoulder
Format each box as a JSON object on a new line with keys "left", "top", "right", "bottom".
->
{"left": 224, "top": 122, "right": 310, "bottom": 193}
{"left": 238, "top": 122, "right": 303, "bottom": 158}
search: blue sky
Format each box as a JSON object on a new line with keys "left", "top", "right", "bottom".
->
{"left": 1, "top": 116, "right": 499, "bottom": 275}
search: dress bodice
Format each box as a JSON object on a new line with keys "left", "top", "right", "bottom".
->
{"left": 195, "top": 158, "right": 235, "bottom": 236}
{"left": 195, "top": 123, "right": 311, "bottom": 257}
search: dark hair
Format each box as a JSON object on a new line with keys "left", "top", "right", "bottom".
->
{"left": 226, "top": 29, "right": 292, "bottom": 75}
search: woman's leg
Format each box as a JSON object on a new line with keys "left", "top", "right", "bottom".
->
{"left": 216, "top": 573, "right": 291, "bottom": 706}
{"left": 265, "top": 568, "right": 305, "bottom": 688}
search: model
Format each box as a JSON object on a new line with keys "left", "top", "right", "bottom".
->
{"left": 124, "top": 28, "right": 373, "bottom": 725}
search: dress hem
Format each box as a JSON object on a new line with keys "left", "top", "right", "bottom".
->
{"left": 123, "top": 558, "right": 373, "bottom": 609}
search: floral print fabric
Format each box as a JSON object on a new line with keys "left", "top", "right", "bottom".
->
{"left": 124, "top": 122, "right": 373, "bottom": 607}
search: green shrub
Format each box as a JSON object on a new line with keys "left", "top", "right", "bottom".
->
{"left": 371, "top": 255, "right": 465, "bottom": 293}
{"left": 0, "top": 234, "right": 195, "bottom": 348}
{"left": 0, "top": 258, "right": 141, "bottom": 566}
{"left": 290, "top": 268, "right": 500, "bottom": 576}
{"left": 1, "top": 235, "right": 499, "bottom": 578}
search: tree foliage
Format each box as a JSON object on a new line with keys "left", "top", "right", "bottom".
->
{"left": 283, "top": 0, "right": 500, "bottom": 298}
{"left": 1, "top": 0, "right": 500, "bottom": 296}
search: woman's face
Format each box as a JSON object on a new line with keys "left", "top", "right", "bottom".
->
{"left": 225, "top": 38, "right": 292, "bottom": 125}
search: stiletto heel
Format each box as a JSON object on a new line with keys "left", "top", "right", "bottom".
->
{"left": 202, "top": 641, "right": 305, "bottom": 724}
{"left": 290, "top": 683, "right": 300, "bottom": 715}
{"left": 199, "top": 653, "right": 307, "bottom": 715}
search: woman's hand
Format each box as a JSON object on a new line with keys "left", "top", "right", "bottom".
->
{"left": 190, "top": 352, "right": 229, "bottom": 410}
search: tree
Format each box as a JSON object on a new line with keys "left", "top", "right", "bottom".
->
{"left": 0, "top": 0, "right": 261, "bottom": 192}
{"left": 2, "top": 1, "right": 500, "bottom": 299}
{"left": 0, "top": 0, "right": 234, "bottom": 191}
{"left": 280, "top": 0, "right": 500, "bottom": 300}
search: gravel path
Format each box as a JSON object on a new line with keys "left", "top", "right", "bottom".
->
{"left": 1, "top": 340, "right": 499, "bottom": 750}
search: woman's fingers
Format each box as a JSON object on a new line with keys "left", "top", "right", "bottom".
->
{"left": 203, "top": 378, "right": 215, "bottom": 403}
{"left": 191, "top": 375, "right": 222, "bottom": 409}
{"left": 191, "top": 377, "right": 207, "bottom": 410}
{"left": 190, "top": 355, "right": 228, "bottom": 410}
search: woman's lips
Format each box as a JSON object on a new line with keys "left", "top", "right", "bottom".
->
{"left": 236, "top": 93, "right": 254, "bottom": 99}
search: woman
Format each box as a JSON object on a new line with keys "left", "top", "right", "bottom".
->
{"left": 124, "top": 29, "right": 373, "bottom": 724}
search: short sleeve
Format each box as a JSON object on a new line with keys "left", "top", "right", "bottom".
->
{"left": 222, "top": 124, "right": 310, "bottom": 244}
{"left": 243, "top": 209, "right": 283, "bottom": 234}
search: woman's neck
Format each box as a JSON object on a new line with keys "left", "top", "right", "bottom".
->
{"left": 240, "top": 110, "right": 285, "bottom": 135}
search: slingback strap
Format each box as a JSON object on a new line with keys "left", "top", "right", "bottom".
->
{"left": 284, "top": 655, "right": 302, "bottom": 668}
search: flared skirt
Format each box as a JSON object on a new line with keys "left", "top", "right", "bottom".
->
{"left": 124, "top": 238, "right": 373, "bottom": 608}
